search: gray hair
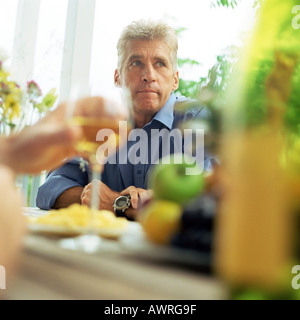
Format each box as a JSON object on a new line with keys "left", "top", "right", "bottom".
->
{"left": 116, "top": 19, "right": 178, "bottom": 73}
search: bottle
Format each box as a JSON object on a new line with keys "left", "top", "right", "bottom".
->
{"left": 213, "top": 0, "right": 300, "bottom": 299}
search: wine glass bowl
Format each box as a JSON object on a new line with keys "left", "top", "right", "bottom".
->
{"left": 59, "top": 89, "right": 131, "bottom": 253}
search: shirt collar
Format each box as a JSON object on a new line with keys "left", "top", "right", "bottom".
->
{"left": 143, "top": 92, "right": 176, "bottom": 130}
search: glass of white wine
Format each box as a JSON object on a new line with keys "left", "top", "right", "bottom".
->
{"left": 59, "top": 85, "right": 131, "bottom": 253}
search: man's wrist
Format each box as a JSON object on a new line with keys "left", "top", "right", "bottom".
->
{"left": 98, "top": 188, "right": 120, "bottom": 212}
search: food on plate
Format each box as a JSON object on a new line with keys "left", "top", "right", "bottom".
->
{"left": 27, "top": 204, "right": 128, "bottom": 230}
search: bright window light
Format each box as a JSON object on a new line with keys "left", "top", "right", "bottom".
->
{"left": 0, "top": 0, "right": 18, "bottom": 63}
{"left": 1, "top": 0, "right": 257, "bottom": 104}
{"left": 33, "top": 0, "right": 68, "bottom": 99}
{"left": 90, "top": 0, "right": 256, "bottom": 99}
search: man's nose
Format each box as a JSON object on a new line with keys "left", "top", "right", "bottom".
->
{"left": 142, "top": 64, "right": 156, "bottom": 83}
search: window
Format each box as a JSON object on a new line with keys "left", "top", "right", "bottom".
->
{"left": 0, "top": 0, "right": 18, "bottom": 62}
{"left": 1, "top": 0, "right": 256, "bottom": 111}
{"left": 33, "top": 0, "right": 68, "bottom": 98}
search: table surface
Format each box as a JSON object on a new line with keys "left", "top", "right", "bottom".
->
{"left": 3, "top": 208, "right": 229, "bottom": 300}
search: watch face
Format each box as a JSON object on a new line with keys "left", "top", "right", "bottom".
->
{"left": 117, "top": 198, "right": 128, "bottom": 207}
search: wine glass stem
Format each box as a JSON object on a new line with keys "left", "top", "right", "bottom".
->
{"left": 91, "top": 168, "right": 100, "bottom": 211}
{"left": 87, "top": 157, "right": 102, "bottom": 234}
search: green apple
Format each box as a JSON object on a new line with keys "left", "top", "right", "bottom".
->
{"left": 148, "top": 154, "right": 205, "bottom": 204}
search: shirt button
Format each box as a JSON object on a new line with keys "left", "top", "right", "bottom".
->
{"left": 137, "top": 170, "right": 142, "bottom": 175}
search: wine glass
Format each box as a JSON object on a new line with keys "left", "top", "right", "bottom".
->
{"left": 59, "top": 85, "right": 131, "bottom": 253}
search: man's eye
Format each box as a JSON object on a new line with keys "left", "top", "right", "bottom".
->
{"left": 157, "top": 61, "right": 166, "bottom": 67}
{"left": 132, "top": 60, "right": 142, "bottom": 67}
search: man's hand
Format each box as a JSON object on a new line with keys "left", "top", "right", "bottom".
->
{"left": 120, "top": 186, "right": 153, "bottom": 220}
{"left": 81, "top": 180, "right": 119, "bottom": 211}
{"left": 2, "top": 122, "right": 81, "bottom": 174}
{"left": 0, "top": 96, "right": 128, "bottom": 175}
{"left": 81, "top": 182, "right": 153, "bottom": 221}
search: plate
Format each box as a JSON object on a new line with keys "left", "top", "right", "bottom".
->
{"left": 23, "top": 207, "right": 128, "bottom": 239}
{"left": 27, "top": 223, "right": 127, "bottom": 239}
{"left": 23, "top": 207, "right": 50, "bottom": 217}
{"left": 24, "top": 207, "right": 129, "bottom": 239}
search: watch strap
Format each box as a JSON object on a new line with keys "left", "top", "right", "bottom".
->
{"left": 115, "top": 208, "right": 126, "bottom": 217}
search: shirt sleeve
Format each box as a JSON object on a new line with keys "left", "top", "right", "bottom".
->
{"left": 36, "top": 158, "right": 89, "bottom": 210}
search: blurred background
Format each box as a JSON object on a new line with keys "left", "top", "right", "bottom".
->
{"left": 0, "top": 0, "right": 256, "bottom": 116}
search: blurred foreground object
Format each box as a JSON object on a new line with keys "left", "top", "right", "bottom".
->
{"left": 214, "top": 0, "right": 300, "bottom": 299}
{"left": 148, "top": 154, "right": 206, "bottom": 205}
{"left": 141, "top": 154, "right": 216, "bottom": 250}
{"left": 141, "top": 155, "right": 205, "bottom": 245}
{"left": 0, "top": 165, "right": 26, "bottom": 283}
{"left": 139, "top": 200, "right": 182, "bottom": 245}
{"left": 28, "top": 204, "right": 128, "bottom": 230}
{"left": 27, "top": 204, "right": 128, "bottom": 240}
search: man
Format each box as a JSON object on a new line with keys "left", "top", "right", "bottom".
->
{"left": 36, "top": 19, "right": 215, "bottom": 220}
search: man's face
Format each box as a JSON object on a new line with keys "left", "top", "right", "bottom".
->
{"left": 114, "top": 39, "right": 179, "bottom": 116}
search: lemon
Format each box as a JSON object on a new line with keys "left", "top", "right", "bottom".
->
{"left": 139, "top": 200, "right": 182, "bottom": 245}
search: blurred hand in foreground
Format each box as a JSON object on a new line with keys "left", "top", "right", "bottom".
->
{"left": 0, "top": 165, "right": 26, "bottom": 275}
{"left": 0, "top": 96, "right": 128, "bottom": 174}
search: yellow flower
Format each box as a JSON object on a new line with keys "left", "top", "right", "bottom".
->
{"left": 0, "top": 69, "right": 9, "bottom": 82}
{"left": 2, "top": 93, "right": 21, "bottom": 122}
{"left": 1, "top": 58, "right": 57, "bottom": 133}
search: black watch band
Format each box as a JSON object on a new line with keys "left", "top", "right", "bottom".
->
{"left": 115, "top": 207, "right": 126, "bottom": 217}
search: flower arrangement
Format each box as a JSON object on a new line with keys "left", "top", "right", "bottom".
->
{"left": 0, "top": 58, "right": 58, "bottom": 135}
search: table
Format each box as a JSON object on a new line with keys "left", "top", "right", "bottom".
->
{"left": 3, "top": 208, "right": 229, "bottom": 300}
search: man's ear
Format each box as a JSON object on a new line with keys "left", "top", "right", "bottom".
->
{"left": 172, "top": 71, "right": 180, "bottom": 91}
{"left": 114, "top": 69, "right": 121, "bottom": 87}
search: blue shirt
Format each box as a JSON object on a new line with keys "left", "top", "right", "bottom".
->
{"left": 36, "top": 93, "right": 216, "bottom": 210}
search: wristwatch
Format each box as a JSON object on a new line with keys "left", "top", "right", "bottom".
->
{"left": 113, "top": 195, "right": 131, "bottom": 217}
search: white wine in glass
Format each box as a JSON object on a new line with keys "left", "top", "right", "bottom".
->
{"left": 59, "top": 89, "right": 131, "bottom": 253}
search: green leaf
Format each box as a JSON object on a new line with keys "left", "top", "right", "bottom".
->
{"left": 36, "top": 88, "right": 58, "bottom": 114}
{"left": 176, "top": 79, "right": 200, "bottom": 99}
{"left": 210, "top": 0, "right": 240, "bottom": 8}
{"left": 177, "top": 58, "right": 201, "bottom": 67}
{"left": 176, "top": 27, "right": 188, "bottom": 37}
